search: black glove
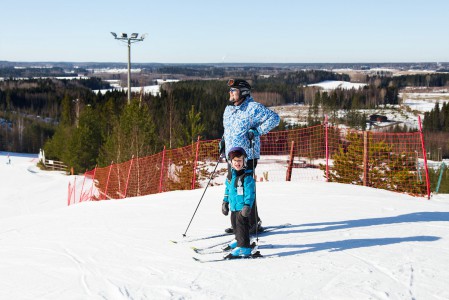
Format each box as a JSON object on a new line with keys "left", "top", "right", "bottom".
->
{"left": 222, "top": 201, "right": 229, "bottom": 216}
{"left": 240, "top": 205, "right": 251, "bottom": 217}
{"left": 247, "top": 128, "right": 259, "bottom": 141}
{"left": 219, "top": 139, "right": 225, "bottom": 155}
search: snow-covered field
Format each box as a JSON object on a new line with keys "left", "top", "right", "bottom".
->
{"left": 307, "top": 80, "right": 367, "bottom": 90}
{"left": 1, "top": 152, "right": 449, "bottom": 299}
{"left": 271, "top": 103, "right": 421, "bottom": 129}
{"left": 272, "top": 80, "right": 448, "bottom": 130}
{"left": 400, "top": 92, "right": 449, "bottom": 113}
{"left": 93, "top": 84, "right": 161, "bottom": 96}
{"left": 92, "top": 79, "right": 179, "bottom": 96}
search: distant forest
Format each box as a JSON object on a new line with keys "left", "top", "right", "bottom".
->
{"left": 2, "top": 68, "right": 449, "bottom": 172}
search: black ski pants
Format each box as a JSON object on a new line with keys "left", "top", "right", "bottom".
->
{"left": 230, "top": 211, "right": 250, "bottom": 248}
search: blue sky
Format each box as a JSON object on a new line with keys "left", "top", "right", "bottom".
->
{"left": 1, "top": 0, "right": 449, "bottom": 63}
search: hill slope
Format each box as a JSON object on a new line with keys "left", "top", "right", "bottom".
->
{"left": 1, "top": 152, "right": 449, "bottom": 299}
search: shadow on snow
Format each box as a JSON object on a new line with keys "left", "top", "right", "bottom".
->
{"left": 260, "top": 236, "right": 440, "bottom": 256}
{"left": 258, "top": 212, "right": 447, "bottom": 256}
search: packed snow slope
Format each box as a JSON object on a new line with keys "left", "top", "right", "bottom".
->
{"left": 1, "top": 152, "right": 449, "bottom": 300}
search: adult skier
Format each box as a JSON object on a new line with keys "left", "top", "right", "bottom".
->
{"left": 219, "top": 79, "right": 280, "bottom": 234}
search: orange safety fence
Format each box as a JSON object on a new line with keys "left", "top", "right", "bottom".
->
{"left": 68, "top": 120, "right": 431, "bottom": 205}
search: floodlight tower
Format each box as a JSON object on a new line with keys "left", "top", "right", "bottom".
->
{"left": 110, "top": 32, "right": 147, "bottom": 104}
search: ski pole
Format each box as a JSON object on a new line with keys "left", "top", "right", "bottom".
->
{"left": 251, "top": 138, "right": 260, "bottom": 243}
{"left": 182, "top": 156, "right": 221, "bottom": 237}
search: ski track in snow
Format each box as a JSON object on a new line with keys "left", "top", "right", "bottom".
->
{"left": 61, "top": 247, "right": 94, "bottom": 297}
{"left": 344, "top": 251, "right": 413, "bottom": 299}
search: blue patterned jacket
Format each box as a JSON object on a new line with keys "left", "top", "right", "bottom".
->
{"left": 223, "top": 97, "right": 280, "bottom": 160}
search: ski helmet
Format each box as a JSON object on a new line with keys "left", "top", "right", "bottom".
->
{"left": 227, "top": 79, "right": 251, "bottom": 100}
{"left": 227, "top": 146, "right": 247, "bottom": 160}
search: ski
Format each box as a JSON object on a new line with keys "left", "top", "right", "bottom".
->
{"left": 189, "top": 223, "right": 291, "bottom": 254}
{"left": 171, "top": 223, "right": 290, "bottom": 245}
{"left": 192, "top": 241, "right": 257, "bottom": 255}
{"left": 170, "top": 232, "right": 232, "bottom": 244}
{"left": 192, "top": 251, "right": 269, "bottom": 263}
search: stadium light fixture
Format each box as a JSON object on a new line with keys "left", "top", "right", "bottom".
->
{"left": 110, "top": 32, "right": 147, "bottom": 104}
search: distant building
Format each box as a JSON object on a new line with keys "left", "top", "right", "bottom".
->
{"left": 369, "top": 114, "right": 388, "bottom": 122}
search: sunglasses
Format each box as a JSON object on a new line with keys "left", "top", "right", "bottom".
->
{"left": 229, "top": 88, "right": 239, "bottom": 93}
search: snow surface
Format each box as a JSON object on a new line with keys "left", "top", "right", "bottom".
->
{"left": 92, "top": 79, "right": 179, "bottom": 96}
{"left": 1, "top": 152, "right": 449, "bottom": 299}
{"left": 93, "top": 85, "right": 161, "bottom": 96}
{"left": 307, "top": 80, "right": 367, "bottom": 90}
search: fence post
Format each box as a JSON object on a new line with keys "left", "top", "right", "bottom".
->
{"left": 67, "top": 182, "right": 72, "bottom": 206}
{"left": 415, "top": 151, "right": 422, "bottom": 182}
{"left": 73, "top": 175, "right": 77, "bottom": 205}
{"left": 159, "top": 146, "right": 166, "bottom": 193}
{"left": 88, "top": 165, "right": 97, "bottom": 201}
{"left": 104, "top": 161, "right": 113, "bottom": 200}
{"left": 418, "top": 115, "right": 431, "bottom": 199}
{"left": 123, "top": 155, "right": 135, "bottom": 198}
{"left": 80, "top": 169, "right": 87, "bottom": 202}
{"left": 192, "top": 136, "right": 201, "bottom": 190}
{"left": 325, "top": 115, "right": 329, "bottom": 182}
{"left": 286, "top": 140, "right": 295, "bottom": 181}
{"left": 363, "top": 131, "right": 369, "bottom": 186}
{"left": 436, "top": 162, "right": 446, "bottom": 193}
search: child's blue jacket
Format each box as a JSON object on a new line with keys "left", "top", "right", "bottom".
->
{"left": 223, "top": 169, "right": 255, "bottom": 211}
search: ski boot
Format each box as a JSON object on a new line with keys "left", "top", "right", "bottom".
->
{"left": 221, "top": 239, "right": 237, "bottom": 251}
{"left": 224, "top": 227, "right": 234, "bottom": 234}
{"left": 224, "top": 246, "right": 252, "bottom": 259}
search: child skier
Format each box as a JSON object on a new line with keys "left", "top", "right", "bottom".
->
{"left": 221, "top": 146, "right": 256, "bottom": 258}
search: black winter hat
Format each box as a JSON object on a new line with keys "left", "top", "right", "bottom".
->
{"left": 227, "top": 79, "right": 251, "bottom": 98}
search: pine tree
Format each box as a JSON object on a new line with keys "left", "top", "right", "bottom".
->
{"left": 324, "top": 132, "right": 426, "bottom": 195}
{"left": 99, "top": 99, "right": 157, "bottom": 166}
{"left": 64, "top": 105, "right": 103, "bottom": 173}
{"left": 180, "top": 105, "right": 205, "bottom": 146}
{"left": 327, "top": 132, "right": 364, "bottom": 184}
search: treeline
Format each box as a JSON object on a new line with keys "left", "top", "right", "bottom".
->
{"left": 0, "top": 112, "right": 55, "bottom": 153}
{"left": 422, "top": 102, "right": 449, "bottom": 160}
{"left": 252, "top": 70, "right": 350, "bottom": 105}
{"left": 308, "top": 73, "right": 449, "bottom": 113}
{"left": 3, "top": 70, "right": 449, "bottom": 172}
{"left": 0, "top": 78, "right": 103, "bottom": 153}
{"left": 390, "top": 73, "right": 449, "bottom": 88}
{"left": 0, "top": 67, "right": 89, "bottom": 78}
{"left": 2, "top": 71, "right": 344, "bottom": 172}
{"left": 0, "top": 78, "right": 109, "bottom": 117}
{"left": 43, "top": 80, "right": 231, "bottom": 173}
{"left": 150, "top": 66, "right": 226, "bottom": 77}
{"left": 423, "top": 102, "right": 449, "bottom": 132}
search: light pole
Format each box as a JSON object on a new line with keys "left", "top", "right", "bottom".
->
{"left": 110, "top": 32, "right": 146, "bottom": 104}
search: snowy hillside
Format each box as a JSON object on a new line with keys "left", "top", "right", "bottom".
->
{"left": 1, "top": 152, "right": 449, "bottom": 299}
{"left": 307, "top": 80, "right": 367, "bottom": 90}
{"left": 271, "top": 80, "right": 448, "bottom": 130}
